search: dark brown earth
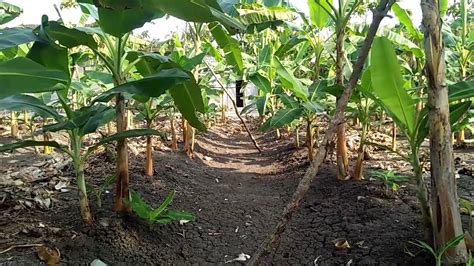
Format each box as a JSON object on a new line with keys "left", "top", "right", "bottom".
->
{"left": 0, "top": 119, "right": 472, "bottom": 264}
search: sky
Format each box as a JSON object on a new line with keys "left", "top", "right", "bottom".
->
{"left": 2, "top": 0, "right": 424, "bottom": 40}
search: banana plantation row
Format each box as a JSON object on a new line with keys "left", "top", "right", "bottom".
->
{"left": 0, "top": 0, "right": 472, "bottom": 264}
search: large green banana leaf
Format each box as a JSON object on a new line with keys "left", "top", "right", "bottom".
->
{"left": 169, "top": 81, "right": 207, "bottom": 132}
{"left": 448, "top": 80, "right": 474, "bottom": 102}
{"left": 0, "top": 2, "right": 21, "bottom": 25}
{"left": 0, "top": 57, "right": 69, "bottom": 99}
{"left": 274, "top": 57, "right": 308, "bottom": 101}
{"left": 209, "top": 22, "right": 244, "bottom": 75}
{"left": 0, "top": 28, "right": 40, "bottom": 50}
{"left": 0, "top": 95, "right": 62, "bottom": 120}
{"left": 371, "top": 37, "right": 417, "bottom": 135}
{"left": 307, "top": 0, "right": 332, "bottom": 29}
{"left": 94, "top": 68, "right": 190, "bottom": 102}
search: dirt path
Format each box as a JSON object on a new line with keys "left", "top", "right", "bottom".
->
{"left": 2, "top": 120, "right": 472, "bottom": 264}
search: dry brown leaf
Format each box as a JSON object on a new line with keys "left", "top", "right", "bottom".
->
{"left": 334, "top": 239, "right": 351, "bottom": 249}
{"left": 37, "top": 246, "right": 60, "bottom": 265}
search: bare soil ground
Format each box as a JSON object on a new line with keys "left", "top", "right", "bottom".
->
{"left": 0, "top": 119, "right": 472, "bottom": 264}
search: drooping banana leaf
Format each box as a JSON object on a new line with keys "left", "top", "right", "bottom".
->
{"left": 0, "top": 2, "right": 22, "bottom": 25}
{"left": 0, "top": 94, "right": 62, "bottom": 120}
{"left": 0, "top": 57, "right": 69, "bottom": 99}
{"left": 371, "top": 37, "right": 417, "bottom": 135}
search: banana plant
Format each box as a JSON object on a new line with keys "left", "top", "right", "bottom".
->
{"left": 445, "top": 0, "right": 473, "bottom": 144}
{"left": 0, "top": 1, "right": 214, "bottom": 220}
{"left": 369, "top": 37, "right": 472, "bottom": 237}
{"left": 319, "top": 72, "right": 379, "bottom": 181}
{"left": 65, "top": 0, "right": 244, "bottom": 212}
{"left": 260, "top": 79, "right": 326, "bottom": 161}
{"left": 0, "top": 16, "right": 170, "bottom": 223}
{"left": 132, "top": 96, "right": 171, "bottom": 177}
{"left": 0, "top": 97, "right": 160, "bottom": 224}
{"left": 308, "top": 0, "right": 364, "bottom": 179}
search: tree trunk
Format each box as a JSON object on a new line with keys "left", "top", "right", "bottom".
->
{"left": 307, "top": 119, "right": 314, "bottom": 161}
{"left": 247, "top": 2, "right": 394, "bottom": 263}
{"left": 185, "top": 126, "right": 195, "bottom": 158}
{"left": 182, "top": 118, "right": 187, "bottom": 144}
{"left": 145, "top": 120, "right": 153, "bottom": 177}
{"left": 412, "top": 151, "right": 433, "bottom": 243}
{"left": 295, "top": 127, "right": 300, "bottom": 148}
{"left": 170, "top": 115, "right": 178, "bottom": 151}
{"left": 11, "top": 112, "right": 18, "bottom": 138}
{"left": 275, "top": 128, "right": 281, "bottom": 140}
{"left": 114, "top": 94, "right": 131, "bottom": 213}
{"left": 353, "top": 124, "right": 368, "bottom": 181}
{"left": 107, "top": 122, "right": 112, "bottom": 135}
{"left": 336, "top": 30, "right": 349, "bottom": 180}
{"left": 76, "top": 161, "right": 93, "bottom": 224}
{"left": 456, "top": 129, "right": 465, "bottom": 145}
{"left": 23, "top": 110, "right": 29, "bottom": 124}
{"left": 145, "top": 135, "right": 153, "bottom": 176}
{"left": 127, "top": 109, "right": 134, "bottom": 129}
{"left": 421, "top": 0, "right": 467, "bottom": 262}
{"left": 183, "top": 119, "right": 194, "bottom": 158}
{"left": 43, "top": 132, "right": 53, "bottom": 154}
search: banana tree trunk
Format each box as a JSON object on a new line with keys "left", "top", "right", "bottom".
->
{"left": 275, "top": 128, "right": 281, "bottom": 140}
{"left": 295, "top": 127, "right": 300, "bottom": 148}
{"left": 43, "top": 133, "right": 53, "bottom": 154}
{"left": 114, "top": 93, "right": 131, "bottom": 213}
{"left": 456, "top": 129, "right": 465, "bottom": 145}
{"left": 336, "top": 30, "right": 349, "bottom": 180}
{"left": 307, "top": 120, "right": 314, "bottom": 161}
{"left": 75, "top": 160, "right": 93, "bottom": 224}
{"left": 23, "top": 110, "right": 29, "bottom": 124}
{"left": 145, "top": 120, "right": 153, "bottom": 177}
{"left": 412, "top": 152, "right": 433, "bottom": 244}
{"left": 10, "top": 111, "right": 18, "bottom": 138}
{"left": 170, "top": 114, "right": 178, "bottom": 151}
{"left": 186, "top": 126, "right": 195, "bottom": 158}
{"left": 183, "top": 119, "right": 194, "bottom": 158}
{"left": 107, "top": 122, "right": 113, "bottom": 135}
{"left": 421, "top": 0, "right": 467, "bottom": 262}
{"left": 221, "top": 94, "right": 226, "bottom": 123}
{"left": 127, "top": 109, "right": 134, "bottom": 129}
{"left": 182, "top": 118, "right": 187, "bottom": 143}
{"left": 353, "top": 124, "right": 368, "bottom": 181}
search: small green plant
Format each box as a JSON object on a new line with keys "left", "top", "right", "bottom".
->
{"left": 467, "top": 252, "right": 473, "bottom": 266}
{"left": 88, "top": 175, "right": 117, "bottom": 209}
{"left": 370, "top": 170, "right": 410, "bottom": 193}
{"left": 409, "top": 234, "right": 465, "bottom": 266}
{"left": 125, "top": 190, "right": 194, "bottom": 225}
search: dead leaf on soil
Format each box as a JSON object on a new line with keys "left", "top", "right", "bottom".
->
{"left": 334, "top": 239, "right": 351, "bottom": 249}
{"left": 36, "top": 246, "right": 60, "bottom": 265}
